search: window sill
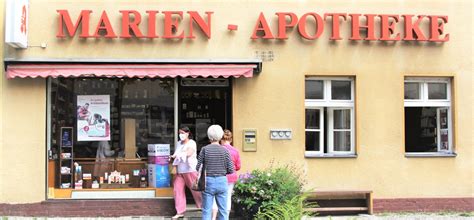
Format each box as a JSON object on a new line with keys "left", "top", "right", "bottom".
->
{"left": 305, "top": 154, "right": 357, "bottom": 159}
{"left": 405, "top": 152, "right": 457, "bottom": 158}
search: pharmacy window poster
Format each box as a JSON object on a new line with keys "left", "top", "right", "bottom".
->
{"left": 77, "top": 95, "right": 111, "bottom": 141}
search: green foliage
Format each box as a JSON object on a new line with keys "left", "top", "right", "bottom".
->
{"left": 232, "top": 162, "right": 310, "bottom": 218}
{"left": 459, "top": 212, "right": 474, "bottom": 217}
{"left": 254, "top": 194, "right": 318, "bottom": 219}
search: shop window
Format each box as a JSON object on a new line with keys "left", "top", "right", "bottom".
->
{"left": 404, "top": 78, "right": 453, "bottom": 154}
{"left": 305, "top": 77, "right": 355, "bottom": 157}
{"left": 48, "top": 78, "right": 175, "bottom": 190}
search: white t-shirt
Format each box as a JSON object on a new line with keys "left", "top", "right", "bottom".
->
{"left": 172, "top": 139, "right": 198, "bottom": 173}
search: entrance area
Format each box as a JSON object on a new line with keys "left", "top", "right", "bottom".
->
{"left": 178, "top": 78, "right": 232, "bottom": 149}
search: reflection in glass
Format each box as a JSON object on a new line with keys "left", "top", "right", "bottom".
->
{"left": 440, "top": 108, "right": 448, "bottom": 129}
{"left": 331, "top": 81, "right": 351, "bottom": 100}
{"left": 404, "top": 82, "right": 420, "bottom": 99}
{"left": 428, "top": 83, "right": 447, "bottom": 99}
{"left": 305, "top": 131, "right": 320, "bottom": 151}
{"left": 305, "top": 80, "right": 324, "bottom": 99}
{"left": 121, "top": 79, "right": 175, "bottom": 158}
{"left": 334, "top": 131, "right": 351, "bottom": 151}
{"left": 305, "top": 109, "right": 320, "bottom": 129}
{"left": 440, "top": 130, "right": 449, "bottom": 151}
{"left": 334, "top": 109, "right": 350, "bottom": 129}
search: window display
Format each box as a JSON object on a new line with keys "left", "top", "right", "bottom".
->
{"left": 48, "top": 77, "right": 175, "bottom": 190}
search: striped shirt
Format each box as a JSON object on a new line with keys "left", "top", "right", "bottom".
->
{"left": 196, "top": 144, "right": 235, "bottom": 177}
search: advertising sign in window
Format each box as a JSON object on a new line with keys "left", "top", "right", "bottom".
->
{"left": 77, "top": 95, "right": 111, "bottom": 141}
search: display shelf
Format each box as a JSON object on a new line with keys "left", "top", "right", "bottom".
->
{"left": 58, "top": 127, "right": 74, "bottom": 189}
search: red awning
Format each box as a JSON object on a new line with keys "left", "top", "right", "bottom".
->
{"left": 6, "top": 64, "right": 256, "bottom": 79}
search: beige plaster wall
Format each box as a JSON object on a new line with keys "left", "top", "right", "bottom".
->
{"left": 1, "top": 0, "right": 472, "bottom": 202}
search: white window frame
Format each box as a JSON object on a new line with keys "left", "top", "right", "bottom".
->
{"left": 404, "top": 77, "right": 453, "bottom": 154}
{"left": 328, "top": 108, "right": 355, "bottom": 155}
{"left": 305, "top": 107, "right": 324, "bottom": 156}
{"left": 305, "top": 77, "right": 355, "bottom": 157}
{"left": 404, "top": 77, "right": 451, "bottom": 107}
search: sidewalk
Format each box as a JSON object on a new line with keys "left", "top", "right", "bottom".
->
{"left": 306, "top": 213, "right": 473, "bottom": 220}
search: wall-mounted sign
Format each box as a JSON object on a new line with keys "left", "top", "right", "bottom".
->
{"left": 77, "top": 95, "right": 111, "bottom": 141}
{"left": 56, "top": 9, "right": 449, "bottom": 42}
{"left": 5, "top": 0, "right": 29, "bottom": 48}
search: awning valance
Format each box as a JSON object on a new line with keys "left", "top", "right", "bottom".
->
{"left": 6, "top": 64, "right": 257, "bottom": 79}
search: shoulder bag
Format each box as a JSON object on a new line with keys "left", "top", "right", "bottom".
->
{"left": 192, "top": 162, "right": 206, "bottom": 191}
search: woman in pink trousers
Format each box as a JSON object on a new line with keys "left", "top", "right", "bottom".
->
{"left": 171, "top": 127, "right": 202, "bottom": 219}
{"left": 211, "top": 129, "right": 241, "bottom": 219}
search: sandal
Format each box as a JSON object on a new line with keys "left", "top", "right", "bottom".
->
{"left": 172, "top": 213, "right": 185, "bottom": 219}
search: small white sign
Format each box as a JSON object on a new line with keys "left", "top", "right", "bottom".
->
{"left": 148, "top": 144, "right": 170, "bottom": 156}
{"left": 5, "top": 0, "right": 29, "bottom": 48}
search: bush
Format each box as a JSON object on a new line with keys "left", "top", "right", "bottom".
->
{"left": 255, "top": 194, "right": 318, "bottom": 219}
{"left": 232, "top": 162, "right": 308, "bottom": 219}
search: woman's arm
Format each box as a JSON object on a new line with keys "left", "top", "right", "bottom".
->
{"left": 224, "top": 151, "right": 235, "bottom": 175}
{"left": 234, "top": 151, "right": 241, "bottom": 171}
{"left": 196, "top": 147, "right": 205, "bottom": 171}
{"left": 102, "top": 142, "right": 115, "bottom": 157}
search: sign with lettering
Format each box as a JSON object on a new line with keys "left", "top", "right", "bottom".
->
{"left": 56, "top": 9, "right": 449, "bottom": 42}
{"left": 5, "top": 0, "right": 29, "bottom": 48}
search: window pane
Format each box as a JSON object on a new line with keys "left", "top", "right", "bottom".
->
{"left": 305, "top": 80, "right": 324, "bottom": 99}
{"left": 305, "top": 131, "right": 320, "bottom": 151}
{"left": 404, "top": 82, "right": 420, "bottom": 99}
{"left": 305, "top": 109, "right": 320, "bottom": 129}
{"left": 440, "top": 108, "right": 448, "bottom": 129}
{"left": 334, "top": 109, "right": 351, "bottom": 129}
{"left": 405, "top": 107, "right": 438, "bottom": 152}
{"left": 334, "top": 131, "right": 351, "bottom": 151}
{"left": 440, "top": 130, "right": 449, "bottom": 151}
{"left": 331, "top": 81, "right": 351, "bottom": 100}
{"left": 428, "top": 83, "right": 447, "bottom": 99}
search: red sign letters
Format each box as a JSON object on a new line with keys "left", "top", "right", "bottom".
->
{"left": 56, "top": 10, "right": 449, "bottom": 42}
{"left": 56, "top": 10, "right": 213, "bottom": 39}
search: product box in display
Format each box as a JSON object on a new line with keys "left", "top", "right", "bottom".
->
{"left": 147, "top": 164, "right": 170, "bottom": 188}
{"left": 148, "top": 144, "right": 170, "bottom": 165}
{"left": 148, "top": 144, "right": 170, "bottom": 156}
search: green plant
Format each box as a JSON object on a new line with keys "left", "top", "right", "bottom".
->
{"left": 232, "top": 162, "right": 306, "bottom": 218}
{"left": 254, "top": 194, "right": 318, "bottom": 219}
{"left": 459, "top": 212, "right": 474, "bottom": 217}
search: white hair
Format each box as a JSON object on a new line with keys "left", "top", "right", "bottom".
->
{"left": 207, "top": 125, "right": 224, "bottom": 142}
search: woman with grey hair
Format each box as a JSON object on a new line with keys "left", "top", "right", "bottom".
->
{"left": 196, "top": 125, "right": 235, "bottom": 220}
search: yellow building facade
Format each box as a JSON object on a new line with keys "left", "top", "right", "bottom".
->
{"left": 0, "top": 0, "right": 472, "bottom": 215}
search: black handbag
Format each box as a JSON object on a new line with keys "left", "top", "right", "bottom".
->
{"left": 192, "top": 163, "right": 206, "bottom": 191}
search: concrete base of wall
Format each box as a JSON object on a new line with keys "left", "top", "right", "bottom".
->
{"left": 0, "top": 198, "right": 473, "bottom": 217}
{"left": 373, "top": 198, "right": 474, "bottom": 213}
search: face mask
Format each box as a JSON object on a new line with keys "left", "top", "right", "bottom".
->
{"left": 179, "top": 133, "right": 188, "bottom": 141}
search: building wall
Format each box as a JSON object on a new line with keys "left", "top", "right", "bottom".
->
{"left": 1, "top": 0, "right": 473, "bottom": 203}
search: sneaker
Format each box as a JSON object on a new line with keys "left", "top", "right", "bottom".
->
{"left": 172, "top": 213, "right": 185, "bottom": 219}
